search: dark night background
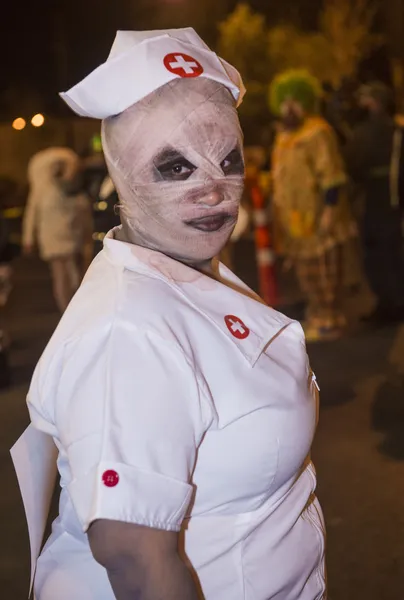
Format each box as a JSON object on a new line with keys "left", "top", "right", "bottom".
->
{"left": 0, "top": 0, "right": 325, "bottom": 119}
{"left": 3, "top": 4, "right": 404, "bottom": 600}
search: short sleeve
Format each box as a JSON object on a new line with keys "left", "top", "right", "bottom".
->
{"left": 28, "top": 323, "right": 213, "bottom": 532}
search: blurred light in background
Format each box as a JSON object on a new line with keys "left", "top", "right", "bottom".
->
{"left": 12, "top": 118, "right": 26, "bottom": 131}
{"left": 91, "top": 134, "right": 102, "bottom": 153}
{"left": 31, "top": 113, "right": 45, "bottom": 127}
{"left": 92, "top": 232, "right": 106, "bottom": 241}
{"left": 94, "top": 201, "right": 108, "bottom": 212}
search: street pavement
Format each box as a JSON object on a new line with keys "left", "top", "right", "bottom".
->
{"left": 1, "top": 256, "right": 404, "bottom": 599}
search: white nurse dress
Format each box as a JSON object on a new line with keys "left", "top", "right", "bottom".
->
{"left": 25, "top": 228, "right": 325, "bottom": 600}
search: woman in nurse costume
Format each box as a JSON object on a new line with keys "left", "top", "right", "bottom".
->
{"left": 24, "top": 28, "right": 326, "bottom": 600}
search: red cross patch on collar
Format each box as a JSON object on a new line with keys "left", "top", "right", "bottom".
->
{"left": 224, "top": 315, "right": 250, "bottom": 340}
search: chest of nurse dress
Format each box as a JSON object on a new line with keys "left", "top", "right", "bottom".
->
{"left": 139, "top": 263, "right": 326, "bottom": 600}
{"left": 31, "top": 247, "right": 325, "bottom": 600}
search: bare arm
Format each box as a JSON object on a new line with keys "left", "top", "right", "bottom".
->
{"left": 88, "top": 519, "right": 200, "bottom": 600}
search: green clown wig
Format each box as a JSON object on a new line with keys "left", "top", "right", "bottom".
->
{"left": 269, "top": 70, "right": 322, "bottom": 116}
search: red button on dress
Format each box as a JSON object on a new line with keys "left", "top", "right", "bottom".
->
{"left": 224, "top": 315, "right": 250, "bottom": 340}
{"left": 102, "top": 470, "right": 119, "bottom": 488}
{"left": 163, "top": 53, "right": 204, "bottom": 78}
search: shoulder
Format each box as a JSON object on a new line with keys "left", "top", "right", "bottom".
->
{"left": 303, "top": 117, "right": 335, "bottom": 142}
{"left": 37, "top": 251, "right": 199, "bottom": 371}
{"left": 119, "top": 269, "right": 193, "bottom": 326}
{"left": 29, "top": 262, "right": 201, "bottom": 420}
{"left": 305, "top": 116, "right": 332, "bottom": 132}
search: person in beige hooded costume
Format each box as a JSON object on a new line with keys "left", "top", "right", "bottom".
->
{"left": 22, "top": 147, "right": 93, "bottom": 312}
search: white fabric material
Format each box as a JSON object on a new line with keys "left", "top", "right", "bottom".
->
{"left": 28, "top": 229, "right": 325, "bottom": 600}
{"left": 107, "top": 28, "right": 211, "bottom": 59}
{"left": 22, "top": 148, "right": 92, "bottom": 261}
{"left": 10, "top": 425, "right": 58, "bottom": 595}
{"left": 102, "top": 78, "right": 245, "bottom": 264}
{"left": 60, "top": 28, "right": 245, "bottom": 118}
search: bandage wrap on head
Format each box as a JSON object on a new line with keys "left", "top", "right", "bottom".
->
{"left": 102, "top": 78, "right": 245, "bottom": 263}
{"left": 60, "top": 28, "right": 246, "bottom": 263}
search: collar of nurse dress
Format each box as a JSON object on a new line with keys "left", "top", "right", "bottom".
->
{"left": 103, "top": 228, "right": 297, "bottom": 367}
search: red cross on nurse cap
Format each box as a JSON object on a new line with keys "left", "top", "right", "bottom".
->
{"left": 60, "top": 28, "right": 246, "bottom": 119}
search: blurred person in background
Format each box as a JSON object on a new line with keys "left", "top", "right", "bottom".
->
{"left": 345, "top": 81, "right": 404, "bottom": 324}
{"left": 0, "top": 221, "right": 14, "bottom": 307}
{"left": 321, "top": 81, "right": 353, "bottom": 145}
{"left": 270, "top": 70, "right": 357, "bottom": 342}
{"left": 81, "top": 134, "right": 109, "bottom": 201}
{"left": 92, "top": 169, "right": 121, "bottom": 254}
{"left": 22, "top": 147, "right": 93, "bottom": 312}
{"left": 0, "top": 192, "right": 15, "bottom": 388}
{"left": 0, "top": 177, "right": 20, "bottom": 307}
{"left": 0, "top": 177, "right": 26, "bottom": 386}
{"left": 81, "top": 136, "right": 122, "bottom": 255}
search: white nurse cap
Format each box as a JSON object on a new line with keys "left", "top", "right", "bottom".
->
{"left": 60, "top": 28, "right": 246, "bottom": 119}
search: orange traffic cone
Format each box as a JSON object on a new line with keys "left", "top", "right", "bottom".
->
{"left": 248, "top": 175, "right": 278, "bottom": 306}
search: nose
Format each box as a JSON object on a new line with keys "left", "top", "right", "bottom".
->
{"left": 200, "top": 188, "right": 224, "bottom": 207}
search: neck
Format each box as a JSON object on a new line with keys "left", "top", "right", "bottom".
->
{"left": 182, "top": 257, "right": 218, "bottom": 276}
{"left": 114, "top": 226, "right": 217, "bottom": 275}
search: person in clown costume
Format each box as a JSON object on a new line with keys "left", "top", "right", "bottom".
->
{"left": 270, "top": 70, "right": 355, "bottom": 341}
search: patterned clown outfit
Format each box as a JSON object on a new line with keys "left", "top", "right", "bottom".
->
{"left": 270, "top": 71, "right": 355, "bottom": 339}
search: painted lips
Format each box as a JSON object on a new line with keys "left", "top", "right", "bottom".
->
{"left": 185, "top": 213, "right": 235, "bottom": 232}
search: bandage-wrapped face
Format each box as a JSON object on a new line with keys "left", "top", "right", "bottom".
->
{"left": 102, "top": 78, "right": 244, "bottom": 264}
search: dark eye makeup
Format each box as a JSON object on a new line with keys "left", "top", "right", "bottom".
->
{"left": 153, "top": 146, "right": 244, "bottom": 182}
{"left": 220, "top": 148, "right": 244, "bottom": 176}
{"left": 154, "top": 148, "right": 197, "bottom": 181}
